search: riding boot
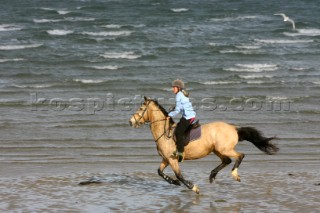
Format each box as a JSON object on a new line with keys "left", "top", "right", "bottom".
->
{"left": 172, "top": 150, "right": 184, "bottom": 162}
{"left": 173, "top": 117, "right": 189, "bottom": 162}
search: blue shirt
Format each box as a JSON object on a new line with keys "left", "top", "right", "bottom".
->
{"left": 168, "top": 91, "right": 196, "bottom": 119}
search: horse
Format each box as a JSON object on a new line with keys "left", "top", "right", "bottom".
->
{"left": 129, "top": 97, "right": 278, "bottom": 194}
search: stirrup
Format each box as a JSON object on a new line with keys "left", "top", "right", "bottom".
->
{"left": 172, "top": 151, "right": 184, "bottom": 162}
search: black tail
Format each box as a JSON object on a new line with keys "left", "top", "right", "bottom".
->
{"left": 237, "top": 127, "right": 278, "bottom": 155}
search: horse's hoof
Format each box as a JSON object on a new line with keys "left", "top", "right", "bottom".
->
{"left": 233, "top": 176, "right": 241, "bottom": 182}
{"left": 192, "top": 185, "right": 200, "bottom": 194}
{"left": 172, "top": 179, "right": 181, "bottom": 186}
{"left": 231, "top": 168, "right": 241, "bottom": 182}
{"left": 209, "top": 177, "right": 214, "bottom": 184}
{"left": 209, "top": 173, "right": 217, "bottom": 183}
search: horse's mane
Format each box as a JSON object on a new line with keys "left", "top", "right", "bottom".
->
{"left": 149, "top": 99, "right": 174, "bottom": 124}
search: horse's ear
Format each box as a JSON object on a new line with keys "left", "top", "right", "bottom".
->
{"left": 144, "top": 96, "right": 148, "bottom": 101}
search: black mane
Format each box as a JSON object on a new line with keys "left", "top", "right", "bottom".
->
{"left": 149, "top": 99, "right": 174, "bottom": 124}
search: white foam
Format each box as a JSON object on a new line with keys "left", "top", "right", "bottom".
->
{"left": 0, "top": 24, "right": 22, "bottom": 32}
{"left": 208, "top": 42, "right": 220, "bottom": 47}
{"left": 33, "top": 19, "right": 62, "bottom": 23}
{"left": 219, "top": 49, "right": 261, "bottom": 54}
{"left": 289, "top": 67, "right": 311, "bottom": 71}
{"left": 103, "top": 24, "right": 122, "bottom": 29}
{"left": 12, "top": 84, "right": 54, "bottom": 88}
{"left": 82, "top": 31, "right": 132, "bottom": 36}
{"left": 211, "top": 16, "right": 256, "bottom": 22}
{"left": 284, "top": 28, "right": 320, "bottom": 37}
{"left": 74, "top": 79, "right": 105, "bottom": 84}
{"left": 266, "top": 96, "right": 289, "bottom": 101}
{"left": 239, "top": 74, "right": 273, "bottom": 79}
{"left": 235, "top": 45, "right": 261, "bottom": 49}
{"left": 203, "top": 81, "right": 239, "bottom": 85}
{"left": 101, "top": 52, "right": 141, "bottom": 60}
{"left": 89, "top": 65, "right": 119, "bottom": 70}
{"left": 64, "top": 17, "right": 95, "bottom": 22}
{"left": 40, "top": 7, "right": 55, "bottom": 11}
{"left": 47, "top": 29, "right": 73, "bottom": 35}
{"left": 0, "top": 44, "right": 42, "bottom": 50}
{"left": 171, "top": 8, "right": 189, "bottom": 12}
{"left": 131, "top": 24, "right": 145, "bottom": 28}
{"left": 57, "top": 10, "right": 71, "bottom": 15}
{"left": 224, "top": 64, "right": 278, "bottom": 72}
{"left": 246, "top": 80, "right": 264, "bottom": 84}
{"left": 0, "top": 58, "right": 25, "bottom": 63}
{"left": 312, "top": 81, "right": 320, "bottom": 85}
{"left": 255, "top": 39, "right": 313, "bottom": 44}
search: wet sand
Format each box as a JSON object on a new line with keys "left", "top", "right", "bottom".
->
{"left": 1, "top": 160, "right": 319, "bottom": 212}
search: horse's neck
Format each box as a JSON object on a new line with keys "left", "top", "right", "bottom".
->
{"left": 149, "top": 107, "right": 168, "bottom": 140}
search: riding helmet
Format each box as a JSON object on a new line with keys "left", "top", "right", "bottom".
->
{"left": 172, "top": 79, "right": 185, "bottom": 89}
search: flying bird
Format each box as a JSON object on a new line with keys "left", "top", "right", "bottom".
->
{"left": 274, "top": 13, "right": 295, "bottom": 30}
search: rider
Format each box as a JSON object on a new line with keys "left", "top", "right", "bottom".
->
{"left": 167, "top": 79, "right": 196, "bottom": 162}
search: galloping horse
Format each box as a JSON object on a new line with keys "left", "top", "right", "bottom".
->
{"left": 129, "top": 97, "right": 278, "bottom": 194}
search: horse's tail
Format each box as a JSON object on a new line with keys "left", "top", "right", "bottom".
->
{"left": 237, "top": 127, "right": 278, "bottom": 155}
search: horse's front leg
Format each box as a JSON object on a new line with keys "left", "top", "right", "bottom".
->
{"left": 169, "top": 158, "right": 200, "bottom": 194}
{"left": 158, "top": 159, "right": 180, "bottom": 186}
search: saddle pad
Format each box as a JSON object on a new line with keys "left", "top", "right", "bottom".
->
{"left": 184, "top": 126, "right": 201, "bottom": 145}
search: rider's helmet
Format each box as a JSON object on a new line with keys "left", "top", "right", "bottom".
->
{"left": 172, "top": 79, "right": 185, "bottom": 89}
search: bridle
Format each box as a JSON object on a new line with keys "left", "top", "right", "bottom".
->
{"left": 133, "top": 100, "right": 172, "bottom": 142}
{"left": 132, "top": 101, "right": 151, "bottom": 126}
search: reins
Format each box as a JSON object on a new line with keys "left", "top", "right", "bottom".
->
{"left": 134, "top": 101, "right": 173, "bottom": 142}
{"left": 150, "top": 118, "right": 173, "bottom": 142}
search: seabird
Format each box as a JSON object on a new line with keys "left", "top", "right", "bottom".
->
{"left": 274, "top": 13, "right": 295, "bottom": 30}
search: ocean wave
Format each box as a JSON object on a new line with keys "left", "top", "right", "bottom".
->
{"left": 171, "top": 8, "right": 189, "bottom": 12}
{"left": 82, "top": 31, "right": 132, "bottom": 37}
{"left": 312, "top": 81, "right": 320, "bottom": 85}
{"left": 210, "top": 15, "right": 256, "bottom": 22}
{"left": 219, "top": 49, "right": 263, "bottom": 54}
{"left": 47, "top": 30, "right": 74, "bottom": 36}
{"left": 266, "top": 96, "right": 291, "bottom": 101}
{"left": 64, "top": 17, "right": 95, "bottom": 22}
{"left": 39, "top": 7, "right": 72, "bottom": 15}
{"left": 208, "top": 42, "right": 220, "bottom": 47}
{"left": 224, "top": 64, "right": 278, "bottom": 72}
{"left": 12, "top": 84, "right": 56, "bottom": 89}
{"left": 33, "top": 19, "right": 62, "bottom": 23}
{"left": 0, "top": 44, "right": 42, "bottom": 50}
{"left": 39, "top": 7, "right": 56, "bottom": 11}
{"left": 89, "top": 65, "right": 119, "bottom": 70}
{"left": 289, "top": 67, "right": 313, "bottom": 72}
{"left": 101, "top": 52, "right": 141, "bottom": 60}
{"left": 202, "top": 81, "right": 240, "bottom": 85}
{"left": 0, "top": 58, "right": 25, "bottom": 63}
{"left": 284, "top": 28, "right": 320, "bottom": 37}
{"left": 103, "top": 24, "right": 122, "bottom": 29}
{"left": 235, "top": 45, "right": 261, "bottom": 49}
{"left": 0, "top": 24, "right": 22, "bottom": 32}
{"left": 73, "top": 79, "right": 106, "bottom": 84}
{"left": 239, "top": 74, "right": 273, "bottom": 79}
{"left": 57, "top": 10, "right": 71, "bottom": 15}
{"left": 255, "top": 39, "right": 314, "bottom": 44}
{"left": 246, "top": 80, "right": 265, "bottom": 84}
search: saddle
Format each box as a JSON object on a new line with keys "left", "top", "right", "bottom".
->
{"left": 173, "top": 120, "right": 202, "bottom": 146}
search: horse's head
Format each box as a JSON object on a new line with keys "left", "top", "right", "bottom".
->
{"left": 129, "top": 96, "right": 153, "bottom": 128}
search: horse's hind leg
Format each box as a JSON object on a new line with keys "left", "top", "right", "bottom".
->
{"left": 228, "top": 151, "right": 245, "bottom": 182}
{"left": 158, "top": 159, "right": 180, "bottom": 186}
{"left": 209, "top": 152, "right": 232, "bottom": 183}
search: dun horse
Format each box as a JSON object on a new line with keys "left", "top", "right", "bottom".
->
{"left": 129, "top": 97, "right": 278, "bottom": 194}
